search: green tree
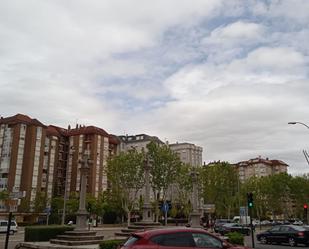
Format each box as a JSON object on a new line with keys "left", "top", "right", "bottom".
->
{"left": 200, "top": 161, "right": 239, "bottom": 218}
{"left": 33, "top": 191, "right": 47, "bottom": 213}
{"left": 106, "top": 149, "right": 145, "bottom": 226}
{"left": 146, "top": 141, "right": 182, "bottom": 221}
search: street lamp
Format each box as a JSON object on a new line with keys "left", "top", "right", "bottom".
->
{"left": 288, "top": 122, "right": 309, "bottom": 129}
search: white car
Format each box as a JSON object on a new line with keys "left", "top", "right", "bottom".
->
{"left": 292, "top": 220, "right": 303, "bottom": 225}
{"left": 0, "top": 220, "right": 18, "bottom": 234}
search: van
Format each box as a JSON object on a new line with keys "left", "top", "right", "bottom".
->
{"left": 0, "top": 220, "right": 18, "bottom": 234}
{"left": 232, "top": 216, "right": 251, "bottom": 225}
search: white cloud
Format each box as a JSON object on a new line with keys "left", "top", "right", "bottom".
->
{"left": 1, "top": 0, "right": 309, "bottom": 175}
{"left": 204, "top": 21, "right": 265, "bottom": 45}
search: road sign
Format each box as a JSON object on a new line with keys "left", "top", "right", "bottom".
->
{"left": 161, "top": 202, "right": 169, "bottom": 213}
{"left": 240, "top": 206, "right": 247, "bottom": 216}
{"left": 203, "top": 204, "right": 215, "bottom": 213}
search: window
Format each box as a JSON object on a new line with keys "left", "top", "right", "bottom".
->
{"left": 151, "top": 232, "right": 195, "bottom": 247}
{"left": 270, "top": 226, "right": 281, "bottom": 232}
{"left": 192, "top": 233, "right": 223, "bottom": 248}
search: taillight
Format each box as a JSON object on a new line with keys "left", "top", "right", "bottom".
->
{"left": 297, "top": 232, "right": 304, "bottom": 237}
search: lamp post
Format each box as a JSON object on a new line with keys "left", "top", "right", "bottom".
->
{"left": 288, "top": 122, "right": 309, "bottom": 129}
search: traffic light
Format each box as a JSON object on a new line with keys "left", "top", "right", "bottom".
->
{"left": 247, "top": 192, "right": 254, "bottom": 208}
{"left": 304, "top": 204, "right": 308, "bottom": 223}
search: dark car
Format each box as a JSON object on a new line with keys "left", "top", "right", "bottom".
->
{"left": 214, "top": 219, "right": 232, "bottom": 233}
{"left": 218, "top": 223, "right": 251, "bottom": 236}
{"left": 120, "top": 227, "right": 251, "bottom": 249}
{"left": 256, "top": 225, "right": 309, "bottom": 246}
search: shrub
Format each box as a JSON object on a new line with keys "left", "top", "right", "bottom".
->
{"left": 99, "top": 239, "right": 126, "bottom": 249}
{"left": 24, "top": 225, "right": 74, "bottom": 242}
{"left": 227, "top": 232, "right": 244, "bottom": 245}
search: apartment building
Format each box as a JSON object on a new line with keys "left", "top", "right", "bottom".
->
{"left": 233, "top": 156, "right": 288, "bottom": 183}
{"left": 169, "top": 142, "right": 203, "bottom": 167}
{"left": 118, "top": 134, "right": 163, "bottom": 153}
{"left": 0, "top": 114, "right": 46, "bottom": 212}
{"left": 65, "top": 125, "right": 118, "bottom": 198}
{"left": 0, "top": 114, "right": 119, "bottom": 214}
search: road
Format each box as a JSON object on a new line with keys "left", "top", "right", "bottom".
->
{"left": 245, "top": 233, "right": 308, "bottom": 249}
{"left": 1, "top": 226, "right": 309, "bottom": 249}
{"left": 0, "top": 227, "right": 24, "bottom": 249}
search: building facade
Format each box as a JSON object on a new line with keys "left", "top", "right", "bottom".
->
{"left": 0, "top": 114, "right": 119, "bottom": 214}
{"left": 118, "top": 134, "right": 163, "bottom": 153}
{"left": 169, "top": 142, "right": 203, "bottom": 167}
{"left": 233, "top": 156, "right": 288, "bottom": 183}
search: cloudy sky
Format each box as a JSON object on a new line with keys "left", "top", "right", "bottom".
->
{"left": 1, "top": 0, "right": 309, "bottom": 174}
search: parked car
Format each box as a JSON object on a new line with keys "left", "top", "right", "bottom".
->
{"left": 218, "top": 223, "right": 251, "bottom": 236}
{"left": 214, "top": 219, "right": 232, "bottom": 233}
{"left": 0, "top": 220, "right": 18, "bottom": 234}
{"left": 120, "top": 227, "right": 251, "bottom": 249}
{"left": 260, "top": 220, "right": 271, "bottom": 225}
{"left": 256, "top": 225, "right": 309, "bottom": 246}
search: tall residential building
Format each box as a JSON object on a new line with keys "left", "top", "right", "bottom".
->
{"left": 169, "top": 142, "right": 203, "bottom": 167}
{"left": 118, "top": 134, "right": 163, "bottom": 153}
{"left": 65, "top": 125, "right": 118, "bottom": 198}
{"left": 0, "top": 114, "right": 46, "bottom": 211}
{"left": 0, "top": 114, "right": 119, "bottom": 214}
{"left": 233, "top": 156, "right": 288, "bottom": 183}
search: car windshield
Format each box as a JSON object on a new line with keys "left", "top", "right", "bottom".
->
{"left": 223, "top": 223, "right": 238, "bottom": 227}
{"left": 288, "top": 225, "right": 305, "bottom": 231}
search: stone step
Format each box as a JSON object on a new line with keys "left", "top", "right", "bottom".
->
{"left": 121, "top": 228, "right": 143, "bottom": 233}
{"left": 134, "top": 222, "right": 161, "bottom": 226}
{"left": 64, "top": 230, "right": 97, "bottom": 236}
{"left": 50, "top": 239, "right": 103, "bottom": 246}
{"left": 57, "top": 235, "right": 104, "bottom": 241}
{"left": 115, "top": 232, "right": 131, "bottom": 237}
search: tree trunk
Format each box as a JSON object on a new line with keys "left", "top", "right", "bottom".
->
{"left": 127, "top": 211, "right": 131, "bottom": 227}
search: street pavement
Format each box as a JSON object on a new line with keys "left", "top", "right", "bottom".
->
{"left": 1, "top": 225, "right": 309, "bottom": 249}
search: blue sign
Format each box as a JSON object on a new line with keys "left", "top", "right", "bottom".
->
{"left": 44, "top": 207, "right": 52, "bottom": 214}
{"left": 161, "top": 202, "right": 169, "bottom": 213}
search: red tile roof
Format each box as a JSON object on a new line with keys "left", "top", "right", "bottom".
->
{"left": 0, "top": 114, "right": 46, "bottom": 127}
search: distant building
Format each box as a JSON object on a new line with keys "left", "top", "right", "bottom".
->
{"left": 233, "top": 156, "right": 288, "bottom": 183}
{"left": 118, "top": 134, "right": 163, "bottom": 153}
{"left": 169, "top": 142, "right": 203, "bottom": 167}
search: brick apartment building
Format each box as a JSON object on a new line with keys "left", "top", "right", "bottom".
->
{"left": 0, "top": 114, "right": 119, "bottom": 214}
{"left": 233, "top": 156, "right": 288, "bottom": 183}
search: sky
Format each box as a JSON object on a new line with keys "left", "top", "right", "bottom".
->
{"left": 1, "top": 0, "right": 309, "bottom": 174}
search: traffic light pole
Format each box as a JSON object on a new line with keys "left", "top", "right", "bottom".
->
{"left": 248, "top": 208, "right": 255, "bottom": 248}
{"left": 4, "top": 211, "right": 12, "bottom": 249}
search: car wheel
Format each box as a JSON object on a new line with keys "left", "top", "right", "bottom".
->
{"left": 260, "top": 236, "right": 267, "bottom": 244}
{"left": 288, "top": 237, "right": 297, "bottom": 247}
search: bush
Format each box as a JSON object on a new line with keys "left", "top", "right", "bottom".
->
{"left": 99, "top": 239, "right": 126, "bottom": 249}
{"left": 227, "top": 232, "right": 244, "bottom": 245}
{"left": 24, "top": 225, "right": 74, "bottom": 242}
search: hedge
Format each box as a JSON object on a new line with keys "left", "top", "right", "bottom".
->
{"left": 24, "top": 225, "right": 74, "bottom": 242}
{"left": 99, "top": 239, "right": 126, "bottom": 249}
{"left": 227, "top": 232, "right": 244, "bottom": 245}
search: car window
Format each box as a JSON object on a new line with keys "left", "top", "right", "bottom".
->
{"left": 124, "top": 235, "right": 140, "bottom": 246}
{"left": 151, "top": 232, "right": 195, "bottom": 247}
{"left": 1, "top": 221, "right": 8, "bottom": 226}
{"left": 280, "top": 226, "right": 293, "bottom": 232}
{"left": 11, "top": 221, "right": 16, "bottom": 226}
{"left": 269, "top": 226, "right": 280, "bottom": 232}
{"left": 192, "top": 233, "right": 223, "bottom": 248}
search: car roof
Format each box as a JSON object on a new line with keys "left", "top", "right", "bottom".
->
{"left": 133, "top": 227, "right": 212, "bottom": 239}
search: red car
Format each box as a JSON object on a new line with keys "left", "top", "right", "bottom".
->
{"left": 120, "top": 227, "right": 251, "bottom": 249}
